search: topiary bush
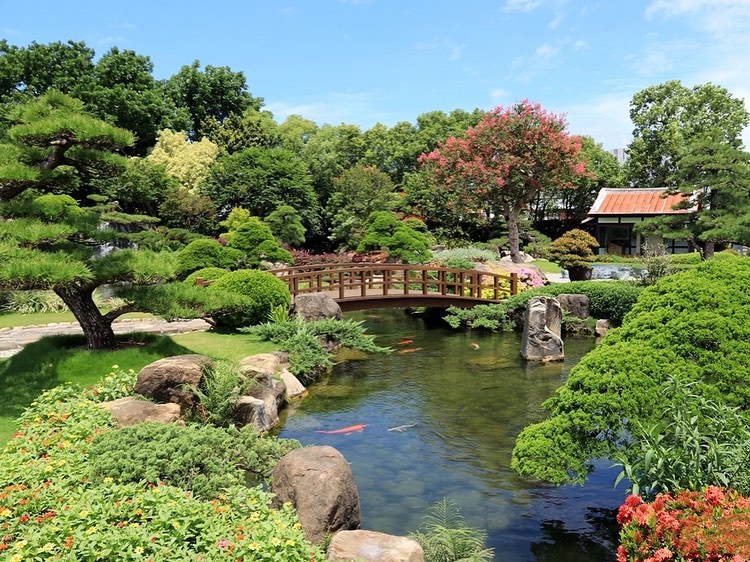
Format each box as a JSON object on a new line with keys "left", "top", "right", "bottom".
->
{"left": 183, "top": 267, "right": 229, "bottom": 286}
{"left": 357, "top": 211, "right": 432, "bottom": 263}
{"left": 175, "top": 239, "right": 240, "bottom": 279}
{"left": 226, "top": 217, "right": 294, "bottom": 266}
{"left": 550, "top": 229, "right": 599, "bottom": 270}
{"left": 208, "top": 269, "right": 291, "bottom": 328}
{"left": 511, "top": 255, "right": 750, "bottom": 486}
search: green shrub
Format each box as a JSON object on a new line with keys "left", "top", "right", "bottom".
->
{"left": 670, "top": 251, "right": 702, "bottom": 265}
{"left": 431, "top": 246, "right": 501, "bottom": 264}
{"left": 614, "top": 375, "right": 750, "bottom": 498}
{"left": 209, "top": 269, "right": 291, "bottom": 328}
{"left": 1, "top": 381, "right": 320, "bottom": 560}
{"left": 549, "top": 229, "right": 599, "bottom": 270}
{"left": 511, "top": 256, "right": 750, "bottom": 486}
{"left": 226, "top": 217, "right": 275, "bottom": 252}
{"left": 445, "top": 281, "right": 642, "bottom": 331}
{"left": 89, "top": 422, "right": 299, "bottom": 498}
{"left": 247, "top": 317, "right": 391, "bottom": 382}
{"left": 189, "top": 360, "right": 246, "bottom": 427}
{"left": 254, "top": 238, "right": 294, "bottom": 265}
{"left": 175, "top": 239, "right": 239, "bottom": 279}
{"left": 357, "top": 211, "right": 432, "bottom": 263}
{"left": 183, "top": 266, "right": 229, "bottom": 286}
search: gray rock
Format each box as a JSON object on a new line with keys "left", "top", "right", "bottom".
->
{"left": 557, "top": 294, "right": 590, "bottom": 319}
{"left": 292, "top": 293, "right": 342, "bottom": 322}
{"left": 101, "top": 397, "right": 182, "bottom": 427}
{"left": 521, "top": 296, "right": 564, "bottom": 361}
{"left": 234, "top": 376, "right": 286, "bottom": 432}
{"left": 239, "top": 353, "right": 282, "bottom": 388}
{"left": 271, "top": 445, "right": 361, "bottom": 544}
{"left": 327, "top": 530, "right": 425, "bottom": 562}
{"left": 279, "top": 367, "right": 308, "bottom": 400}
{"left": 596, "top": 318, "right": 612, "bottom": 338}
{"left": 134, "top": 354, "right": 212, "bottom": 409}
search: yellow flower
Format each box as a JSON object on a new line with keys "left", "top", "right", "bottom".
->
{"left": 103, "top": 477, "right": 113, "bottom": 484}
{"left": 248, "top": 542, "right": 260, "bottom": 551}
{"left": 79, "top": 510, "right": 89, "bottom": 518}
{"left": 134, "top": 547, "right": 144, "bottom": 555}
{"left": 0, "top": 507, "right": 12, "bottom": 518}
{"left": 270, "top": 537, "right": 281, "bottom": 546}
{"left": 171, "top": 521, "right": 180, "bottom": 529}
{"left": 250, "top": 512, "right": 260, "bottom": 521}
{"left": 111, "top": 364, "right": 119, "bottom": 369}
{"left": 10, "top": 554, "right": 22, "bottom": 562}
{"left": 38, "top": 543, "right": 55, "bottom": 553}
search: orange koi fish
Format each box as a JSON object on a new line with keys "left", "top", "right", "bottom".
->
{"left": 315, "top": 424, "right": 368, "bottom": 435}
{"left": 397, "top": 339, "right": 414, "bottom": 345}
{"left": 397, "top": 347, "right": 422, "bottom": 354}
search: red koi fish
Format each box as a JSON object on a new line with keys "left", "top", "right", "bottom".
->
{"left": 315, "top": 424, "right": 368, "bottom": 435}
{"left": 397, "top": 339, "right": 414, "bottom": 345}
{"left": 398, "top": 347, "right": 422, "bottom": 354}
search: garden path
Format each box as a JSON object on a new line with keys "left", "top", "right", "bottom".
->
{"left": 0, "top": 318, "right": 211, "bottom": 357}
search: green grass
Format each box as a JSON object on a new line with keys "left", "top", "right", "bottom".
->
{"left": 0, "top": 330, "right": 279, "bottom": 443}
{"left": 531, "top": 259, "right": 563, "bottom": 274}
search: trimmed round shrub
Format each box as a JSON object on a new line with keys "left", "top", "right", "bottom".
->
{"left": 175, "top": 239, "right": 239, "bottom": 279}
{"left": 209, "top": 269, "right": 291, "bottom": 328}
{"left": 254, "top": 239, "right": 294, "bottom": 265}
{"left": 183, "top": 267, "right": 229, "bottom": 286}
{"left": 550, "top": 229, "right": 599, "bottom": 270}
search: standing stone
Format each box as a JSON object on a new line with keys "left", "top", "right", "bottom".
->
{"left": 292, "top": 293, "right": 342, "bottom": 322}
{"left": 557, "top": 294, "right": 590, "bottom": 319}
{"left": 596, "top": 319, "right": 612, "bottom": 338}
{"left": 521, "top": 296, "right": 564, "bottom": 361}
{"left": 327, "top": 530, "right": 425, "bottom": 562}
{"left": 271, "top": 445, "right": 361, "bottom": 544}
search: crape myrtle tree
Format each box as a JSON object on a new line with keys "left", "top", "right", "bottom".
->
{"left": 419, "top": 101, "right": 588, "bottom": 263}
{"left": 0, "top": 92, "right": 233, "bottom": 349}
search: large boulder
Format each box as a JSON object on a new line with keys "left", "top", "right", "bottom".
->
{"left": 327, "top": 530, "right": 424, "bottom": 562}
{"left": 234, "top": 353, "right": 289, "bottom": 432}
{"left": 292, "top": 293, "right": 342, "bottom": 322}
{"left": 101, "top": 397, "right": 181, "bottom": 427}
{"left": 134, "top": 354, "right": 212, "bottom": 409}
{"left": 557, "top": 293, "right": 590, "bottom": 319}
{"left": 596, "top": 318, "right": 612, "bottom": 338}
{"left": 520, "top": 296, "right": 564, "bottom": 361}
{"left": 271, "top": 445, "right": 361, "bottom": 544}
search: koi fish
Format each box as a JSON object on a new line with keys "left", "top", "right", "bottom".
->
{"left": 397, "top": 347, "right": 422, "bottom": 354}
{"left": 396, "top": 339, "right": 414, "bottom": 345}
{"left": 469, "top": 342, "right": 480, "bottom": 350}
{"left": 388, "top": 423, "right": 417, "bottom": 432}
{"left": 315, "top": 424, "right": 368, "bottom": 435}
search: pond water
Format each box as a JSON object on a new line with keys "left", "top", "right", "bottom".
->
{"left": 276, "top": 309, "right": 624, "bottom": 562}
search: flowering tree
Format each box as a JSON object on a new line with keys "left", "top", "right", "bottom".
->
{"left": 419, "top": 101, "right": 588, "bottom": 262}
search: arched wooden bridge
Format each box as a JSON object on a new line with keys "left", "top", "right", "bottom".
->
{"left": 269, "top": 263, "right": 518, "bottom": 311}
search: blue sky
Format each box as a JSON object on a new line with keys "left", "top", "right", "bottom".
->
{"left": 2, "top": 0, "right": 749, "bottom": 150}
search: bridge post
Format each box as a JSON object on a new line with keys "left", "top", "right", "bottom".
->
{"left": 510, "top": 272, "right": 518, "bottom": 295}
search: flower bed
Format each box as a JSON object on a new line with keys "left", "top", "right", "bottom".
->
{"left": 617, "top": 488, "right": 750, "bottom": 561}
{"left": 0, "top": 370, "right": 324, "bottom": 561}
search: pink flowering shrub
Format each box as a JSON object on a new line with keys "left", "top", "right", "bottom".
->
{"left": 617, "top": 488, "right": 750, "bottom": 561}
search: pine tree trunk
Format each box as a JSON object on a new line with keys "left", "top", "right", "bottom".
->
{"left": 54, "top": 285, "right": 117, "bottom": 349}
{"left": 507, "top": 209, "right": 523, "bottom": 263}
{"left": 703, "top": 241, "right": 715, "bottom": 259}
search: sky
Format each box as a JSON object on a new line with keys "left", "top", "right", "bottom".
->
{"left": 2, "top": 0, "right": 750, "bottom": 151}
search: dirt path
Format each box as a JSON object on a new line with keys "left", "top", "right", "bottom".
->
{"left": 0, "top": 318, "right": 212, "bottom": 357}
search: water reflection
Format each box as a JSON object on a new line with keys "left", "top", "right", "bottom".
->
{"left": 277, "top": 309, "right": 623, "bottom": 562}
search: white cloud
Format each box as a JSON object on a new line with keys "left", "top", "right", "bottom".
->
{"left": 559, "top": 93, "right": 635, "bottom": 150}
{"left": 502, "top": 0, "right": 542, "bottom": 12}
{"left": 0, "top": 27, "right": 21, "bottom": 37}
{"left": 265, "top": 91, "right": 392, "bottom": 128}
{"left": 548, "top": 14, "right": 563, "bottom": 28}
{"left": 414, "top": 38, "right": 465, "bottom": 61}
{"left": 97, "top": 35, "right": 124, "bottom": 46}
{"left": 573, "top": 39, "right": 587, "bottom": 50}
{"left": 535, "top": 43, "right": 559, "bottom": 58}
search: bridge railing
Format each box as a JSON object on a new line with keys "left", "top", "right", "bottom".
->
{"left": 269, "top": 263, "right": 518, "bottom": 302}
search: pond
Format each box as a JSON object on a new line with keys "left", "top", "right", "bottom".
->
{"left": 276, "top": 309, "right": 624, "bottom": 562}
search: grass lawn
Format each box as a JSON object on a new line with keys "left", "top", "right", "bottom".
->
{"left": 531, "top": 259, "right": 563, "bottom": 274}
{"left": 0, "top": 329, "right": 278, "bottom": 443}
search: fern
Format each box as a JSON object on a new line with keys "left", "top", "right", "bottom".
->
{"left": 409, "top": 498, "right": 494, "bottom": 562}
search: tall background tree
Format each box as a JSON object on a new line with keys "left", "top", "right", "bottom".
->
{"left": 419, "top": 101, "right": 588, "bottom": 262}
{"left": 625, "top": 80, "right": 748, "bottom": 188}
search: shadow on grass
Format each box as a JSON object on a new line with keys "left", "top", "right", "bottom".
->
{"left": 0, "top": 333, "right": 192, "bottom": 424}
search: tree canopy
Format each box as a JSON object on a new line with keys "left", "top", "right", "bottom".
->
{"left": 420, "top": 101, "right": 588, "bottom": 262}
